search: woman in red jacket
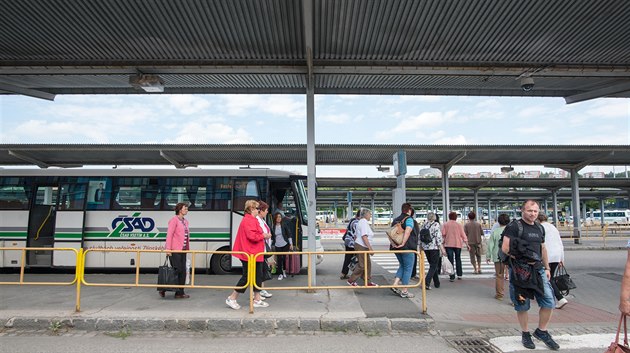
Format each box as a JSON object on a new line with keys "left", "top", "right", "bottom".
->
{"left": 226, "top": 200, "right": 272, "bottom": 310}
{"left": 160, "top": 202, "right": 190, "bottom": 299}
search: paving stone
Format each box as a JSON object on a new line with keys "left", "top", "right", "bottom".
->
{"left": 358, "top": 318, "right": 390, "bottom": 333}
{"left": 95, "top": 318, "right": 127, "bottom": 331}
{"left": 276, "top": 318, "right": 299, "bottom": 331}
{"left": 390, "top": 318, "right": 432, "bottom": 332}
{"left": 299, "top": 318, "right": 320, "bottom": 331}
{"left": 242, "top": 319, "right": 275, "bottom": 332}
{"left": 321, "top": 319, "right": 359, "bottom": 333}
{"left": 70, "top": 318, "right": 96, "bottom": 331}
{"left": 207, "top": 319, "right": 241, "bottom": 332}
{"left": 9, "top": 318, "right": 48, "bottom": 330}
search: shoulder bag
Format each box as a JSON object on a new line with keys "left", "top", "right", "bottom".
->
{"left": 386, "top": 217, "right": 408, "bottom": 246}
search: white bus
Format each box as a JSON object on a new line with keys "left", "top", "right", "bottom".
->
{"left": 373, "top": 211, "right": 393, "bottom": 225}
{"left": 588, "top": 210, "right": 630, "bottom": 225}
{"left": 0, "top": 168, "right": 322, "bottom": 273}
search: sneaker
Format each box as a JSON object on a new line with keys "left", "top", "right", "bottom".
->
{"left": 555, "top": 297, "right": 568, "bottom": 309}
{"left": 340, "top": 274, "right": 349, "bottom": 280}
{"left": 366, "top": 281, "right": 379, "bottom": 287}
{"left": 449, "top": 278, "right": 455, "bottom": 282}
{"left": 425, "top": 285, "right": 432, "bottom": 290}
{"left": 533, "top": 328, "right": 560, "bottom": 350}
{"left": 253, "top": 300, "right": 269, "bottom": 308}
{"left": 347, "top": 280, "right": 358, "bottom": 287}
{"left": 400, "top": 291, "right": 415, "bottom": 298}
{"left": 225, "top": 298, "right": 240, "bottom": 310}
{"left": 457, "top": 276, "right": 462, "bottom": 280}
{"left": 278, "top": 274, "right": 284, "bottom": 280}
{"left": 521, "top": 332, "right": 535, "bottom": 349}
{"left": 390, "top": 287, "right": 401, "bottom": 295}
{"left": 260, "top": 290, "right": 272, "bottom": 298}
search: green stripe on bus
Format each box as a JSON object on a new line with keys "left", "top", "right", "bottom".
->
{"left": 83, "top": 232, "right": 230, "bottom": 240}
{"left": 54, "top": 233, "right": 83, "bottom": 239}
{"left": 0, "top": 232, "right": 27, "bottom": 238}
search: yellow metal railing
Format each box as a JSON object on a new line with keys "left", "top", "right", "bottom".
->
{"left": 2, "top": 247, "right": 430, "bottom": 316}
{"left": 250, "top": 249, "right": 427, "bottom": 315}
{"left": 0, "top": 247, "right": 81, "bottom": 311}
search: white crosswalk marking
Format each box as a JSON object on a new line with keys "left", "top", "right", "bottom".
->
{"left": 371, "top": 252, "right": 497, "bottom": 279}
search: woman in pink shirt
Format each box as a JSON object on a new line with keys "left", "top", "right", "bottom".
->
{"left": 161, "top": 202, "right": 190, "bottom": 299}
{"left": 442, "top": 211, "right": 469, "bottom": 282}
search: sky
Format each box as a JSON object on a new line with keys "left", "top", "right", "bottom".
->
{"left": 1, "top": 94, "right": 628, "bottom": 178}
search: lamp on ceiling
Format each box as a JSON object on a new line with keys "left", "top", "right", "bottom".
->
{"left": 129, "top": 74, "right": 164, "bottom": 93}
{"left": 501, "top": 166, "right": 514, "bottom": 173}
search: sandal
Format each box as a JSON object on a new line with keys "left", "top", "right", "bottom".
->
{"left": 390, "top": 287, "right": 401, "bottom": 295}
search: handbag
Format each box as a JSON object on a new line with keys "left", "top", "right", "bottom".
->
{"left": 553, "top": 264, "right": 577, "bottom": 296}
{"left": 262, "top": 260, "right": 273, "bottom": 281}
{"left": 157, "top": 257, "right": 178, "bottom": 292}
{"left": 605, "top": 314, "right": 630, "bottom": 353}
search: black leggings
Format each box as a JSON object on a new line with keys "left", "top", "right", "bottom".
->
{"left": 275, "top": 244, "right": 290, "bottom": 274}
{"left": 234, "top": 259, "right": 263, "bottom": 293}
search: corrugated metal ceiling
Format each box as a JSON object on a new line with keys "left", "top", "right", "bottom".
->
{"left": 1, "top": 0, "right": 629, "bottom": 98}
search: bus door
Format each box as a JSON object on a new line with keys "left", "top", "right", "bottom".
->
{"left": 269, "top": 179, "right": 303, "bottom": 251}
{"left": 27, "top": 185, "right": 58, "bottom": 266}
{"left": 53, "top": 183, "right": 86, "bottom": 267}
{"left": 230, "top": 178, "right": 261, "bottom": 267}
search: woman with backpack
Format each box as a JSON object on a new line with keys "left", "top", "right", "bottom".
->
{"left": 340, "top": 210, "right": 361, "bottom": 280}
{"left": 421, "top": 212, "right": 445, "bottom": 290}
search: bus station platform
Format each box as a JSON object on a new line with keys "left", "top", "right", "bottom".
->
{"left": 0, "top": 236, "right": 625, "bottom": 341}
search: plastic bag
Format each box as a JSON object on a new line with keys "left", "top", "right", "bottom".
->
{"left": 185, "top": 258, "right": 191, "bottom": 285}
{"left": 441, "top": 255, "right": 454, "bottom": 275}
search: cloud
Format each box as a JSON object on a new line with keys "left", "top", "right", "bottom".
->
{"left": 165, "top": 95, "right": 211, "bottom": 115}
{"left": 163, "top": 122, "right": 253, "bottom": 144}
{"left": 585, "top": 100, "right": 629, "bottom": 118}
{"left": 373, "top": 110, "right": 458, "bottom": 141}
{"left": 222, "top": 94, "right": 304, "bottom": 119}
{"left": 434, "top": 134, "right": 467, "bottom": 144}
{"left": 517, "top": 106, "right": 547, "bottom": 119}
{"left": 520, "top": 126, "right": 547, "bottom": 134}
{"left": 318, "top": 113, "right": 351, "bottom": 124}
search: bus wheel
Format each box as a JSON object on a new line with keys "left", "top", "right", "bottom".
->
{"left": 211, "top": 249, "right": 232, "bottom": 275}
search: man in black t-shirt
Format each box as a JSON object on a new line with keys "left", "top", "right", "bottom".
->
{"left": 501, "top": 200, "right": 559, "bottom": 351}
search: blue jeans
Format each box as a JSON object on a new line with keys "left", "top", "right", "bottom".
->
{"left": 509, "top": 266, "right": 555, "bottom": 311}
{"left": 395, "top": 252, "right": 414, "bottom": 285}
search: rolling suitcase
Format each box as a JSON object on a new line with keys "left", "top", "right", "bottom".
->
{"left": 284, "top": 251, "right": 301, "bottom": 276}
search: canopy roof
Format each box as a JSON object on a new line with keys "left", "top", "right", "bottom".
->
{"left": 2, "top": 0, "right": 629, "bottom": 102}
{"left": 1, "top": 144, "right": 628, "bottom": 169}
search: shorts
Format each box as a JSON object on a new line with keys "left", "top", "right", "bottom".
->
{"left": 509, "top": 266, "right": 555, "bottom": 311}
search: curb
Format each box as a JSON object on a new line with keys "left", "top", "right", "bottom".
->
{"left": 2, "top": 316, "right": 434, "bottom": 334}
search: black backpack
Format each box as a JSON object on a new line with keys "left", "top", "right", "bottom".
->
{"left": 419, "top": 223, "right": 432, "bottom": 244}
{"left": 498, "top": 219, "right": 544, "bottom": 264}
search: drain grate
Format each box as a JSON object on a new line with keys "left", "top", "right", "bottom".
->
{"left": 446, "top": 337, "right": 501, "bottom": 353}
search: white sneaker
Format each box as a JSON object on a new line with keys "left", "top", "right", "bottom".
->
{"left": 556, "top": 297, "right": 568, "bottom": 309}
{"left": 253, "top": 300, "right": 269, "bottom": 308}
{"left": 278, "top": 274, "right": 284, "bottom": 280}
{"left": 260, "top": 290, "right": 273, "bottom": 298}
{"left": 225, "top": 298, "right": 240, "bottom": 310}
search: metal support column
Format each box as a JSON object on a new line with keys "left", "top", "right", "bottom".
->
{"left": 473, "top": 189, "right": 479, "bottom": 215}
{"left": 440, "top": 166, "right": 450, "bottom": 224}
{"left": 371, "top": 195, "right": 375, "bottom": 227}
{"left": 303, "top": 0, "right": 316, "bottom": 286}
{"left": 551, "top": 189, "right": 558, "bottom": 226}
{"left": 569, "top": 169, "right": 582, "bottom": 244}
{"left": 600, "top": 198, "right": 605, "bottom": 228}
